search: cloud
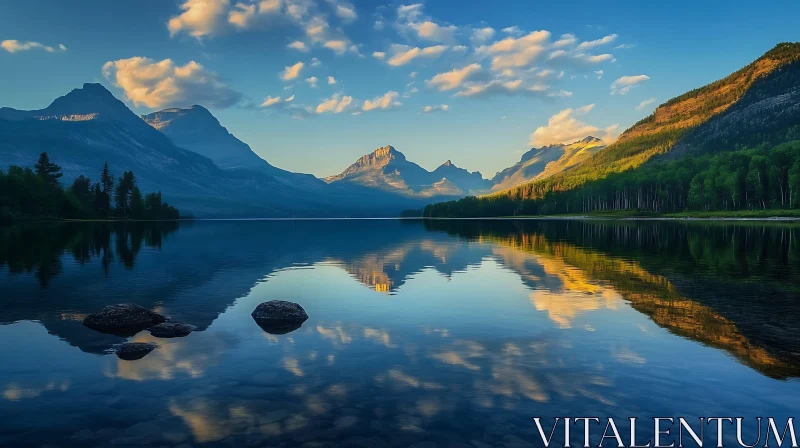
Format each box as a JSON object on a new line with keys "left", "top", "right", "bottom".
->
{"left": 611, "top": 74, "right": 649, "bottom": 95}
{"left": 287, "top": 40, "right": 309, "bottom": 52}
{"left": 261, "top": 95, "right": 282, "bottom": 107}
{"left": 397, "top": 3, "right": 424, "bottom": 21}
{"left": 281, "top": 61, "right": 305, "bottom": 81}
{"left": 471, "top": 27, "right": 495, "bottom": 44}
{"left": 408, "top": 21, "right": 457, "bottom": 43}
{"left": 635, "top": 97, "right": 657, "bottom": 111}
{"left": 102, "top": 57, "right": 242, "bottom": 109}
{"left": 553, "top": 33, "right": 577, "bottom": 48}
{"left": 529, "top": 104, "right": 618, "bottom": 146}
{"left": 327, "top": 76, "right": 336, "bottom": 84}
{"left": 421, "top": 104, "right": 448, "bottom": 114}
{"left": 478, "top": 30, "right": 550, "bottom": 71}
{"left": 306, "top": 76, "right": 318, "bottom": 87}
{"left": 576, "top": 34, "right": 617, "bottom": 51}
{"left": 311, "top": 57, "right": 321, "bottom": 67}
{"left": 168, "top": 0, "right": 231, "bottom": 38}
{"left": 285, "top": 95, "right": 294, "bottom": 101}
{"left": 1, "top": 40, "right": 67, "bottom": 53}
{"left": 326, "top": 0, "right": 357, "bottom": 21}
{"left": 454, "top": 79, "right": 548, "bottom": 99}
{"left": 426, "top": 63, "right": 484, "bottom": 91}
{"left": 372, "top": 51, "right": 386, "bottom": 60}
{"left": 501, "top": 26, "right": 523, "bottom": 36}
{"left": 594, "top": 70, "right": 604, "bottom": 79}
{"left": 615, "top": 43, "right": 635, "bottom": 50}
{"left": 316, "top": 93, "right": 353, "bottom": 114}
{"left": 387, "top": 44, "right": 447, "bottom": 66}
{"left": 362, "top": 91, "right": 401, "bottom": 111}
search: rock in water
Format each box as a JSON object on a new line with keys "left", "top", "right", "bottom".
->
{"left": 83, "top": 304, "right": 166, "bottom": 336}
{"left": 116, "top": 343, "right": 158, "bottom": 361}
{"left": 148, "top": 322, "right": 195, "bottom": 338}
{"left": 251, "top": 300, "right": 309, "bottom": 334}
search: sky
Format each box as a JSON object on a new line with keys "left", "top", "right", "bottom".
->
{"left": 1, "top": 1, "right": 799, "bottom": 179}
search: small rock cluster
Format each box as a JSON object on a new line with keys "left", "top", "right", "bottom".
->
{"left": 82, "top": 300, "right": 309, "bottom": 360}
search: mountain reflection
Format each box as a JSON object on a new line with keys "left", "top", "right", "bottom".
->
{"left": 426, "top": 219, "right": 800, "bottom": 379}
{"left": 1, "top": 219, "right": 799, "bottom": 379}
{"left": 2, "top": 219, "right": 800, "bottom": 446}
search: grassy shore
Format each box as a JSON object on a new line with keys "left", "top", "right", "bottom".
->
{"left": 504, "top": 209, "right": 800, "bottom": 220}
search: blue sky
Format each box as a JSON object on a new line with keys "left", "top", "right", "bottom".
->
{"left": 1, "top": 0, "right": 799, "bottom": 178}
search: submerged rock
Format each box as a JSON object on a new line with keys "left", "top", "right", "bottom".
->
{"left": 251, "top": 300, "right": 309, "bottom": 334}
{"left": 116, "top": 343, "right": 158, "bottom": 361}
{"left": 83, "top": 304, "right": 166, "bottom": 336}
{"left": 148, "top": 322, "right": 195, "bottom": 338}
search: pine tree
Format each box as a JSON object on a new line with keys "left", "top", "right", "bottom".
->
{"left": 34, "top": 152, "right": 63, "bottom": 188}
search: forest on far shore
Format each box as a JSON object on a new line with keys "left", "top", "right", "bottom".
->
{"left": 423, "top": 141, "right": 800, "bottom": 218}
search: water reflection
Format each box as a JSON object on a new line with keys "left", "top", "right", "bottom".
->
{"left": 0, "top": 219, "right": 799, "bottom": 446}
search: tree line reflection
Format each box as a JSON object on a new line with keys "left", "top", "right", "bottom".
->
{"left": 0, "top": 221, "right": 180, "bottom": 287}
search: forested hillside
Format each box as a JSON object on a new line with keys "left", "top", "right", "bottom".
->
{"left": 425, "top": 43, "right": 800, "bottom": 217}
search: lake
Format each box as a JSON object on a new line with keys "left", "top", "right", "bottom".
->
{"left": 1, "top": 219, "right": 799, "bottom": 447}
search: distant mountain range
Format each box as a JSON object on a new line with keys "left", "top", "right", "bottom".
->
{"left": 324, "top": 145, "right": 490, "bottom": 197}
{"left": 0, "top": 82, "right": 615, "bottom": 217}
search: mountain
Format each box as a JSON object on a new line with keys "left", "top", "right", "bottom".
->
{"left": 325, "top": 145, "right": 488, "bottom": 197}
{"left": 0, "top": 84, "right": 428, "bottom": 217}
{"left": 491, "top": 136, "right": 606, "bottom": 191}
{"left": 489, "top": 43, "right": 800, "bottom": 199}
{"left": 425, "top": 42, "right": 800, "bottom": 217}
{"left": 141, "top": 106, "right": 322, "bottom": 190}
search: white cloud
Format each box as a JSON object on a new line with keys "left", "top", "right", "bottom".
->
{"left": 287, "top": 40, "right": 309, "bottom": 52}
{"left": 168, "top": 0, "right": 230, "bottom": 38}
{"left": 636, "top": 97, "right": 657, "bottom": 111}
{"left": 326, "top": 0, "right": 357, "bottom": 21}
{"left": 362, "top": 91, "right": 401, "bottom": 111}
{"left": 478, "top": 30, "right": 550, "bottom": 71}
{"left": 261, "top": 95, "right": 282, "bottom": 107}
{"left": 421, "top": 104, "right": 448, "bottom": 114}
{"left": 373, "top": 20, "right": 385, "bottom": 31}
{"left": 452, "top": 45, "right": 468, "bottom": 52}
{"left": 1, "top": 40, "right": 67, "bottom": 53}
{"left": 102, "top": 57, "right": 242, "bottom": 109}
{"left": 576, "top": 34, "right": 617, "bottom": 51}
{"left": 594, "top": 70, "right": 604, "bottom": 79}
{"left": 397, "top": 3, "right": 424, "bottom": 21}
{"left": 306, "top": 76, "right": 318, "bottom": 87}
{"left": 372, "top": 51, "right": 386, "bottom": 60}
{"left": 284, "top": 95, "right": 295, "bottom": 102}
{"left": 454, "top": 79, "right": 548, "bottom": 99}
{"left": 387, "top": 44, "right": 447, "bottom": 66}
{"left": 311, "top": 57, "right": 321, "bottom": 67}
{"left": 316, "top": 93, "right": 353, "bottom": 114}
{"left": 501, "top": 26, "right": 523, "bottom": 36}
{"left": 327, "top": 76, "right": 336, "bottom": 84}
{"left": 611, "top": 74, "right": 649, "bottom": 95}
{"left": 615, "top": 43, "right": 635, "bottom": 49}
{"left": 426, "top": 63, "right": 484, "bottom": 91}
{"left": 409, "top": 71, "right": 417, "bottom": 79}
{"left": 471, "top": 27, "right": 495, "bottom": 44}
{"left": 408, "top": 21, "right": 457, "bottom": 43}
{"left": 553, "top": 33, "right": 577, "bottom": 48}
{"left": 529, "top": 104, "right": 618, "bottom": 146}
{"left": 281, "top": 61, "right": 305, "bottom": 81}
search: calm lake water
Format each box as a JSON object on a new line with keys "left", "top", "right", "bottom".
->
{"left": 1, "top": 219, "right": 799, "bottom": 447}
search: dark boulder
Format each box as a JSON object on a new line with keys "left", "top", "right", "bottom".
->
{"left": 116, "top": 343, "right": 158, "bottom": 361}
{"left": 251, "top": 300, "right": 309, "bottom": 334}
{"left": 148, "top": 322, "right": 195, "bottom": 338}
{"left": 83, "top": 304, "right": 166, "bottom": 336}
